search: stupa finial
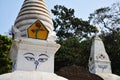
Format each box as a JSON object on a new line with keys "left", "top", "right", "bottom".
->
{"left": 93, "top": 26, "right": 99, "bottom": 34}
{"left": 13, "top": 0, "right": 56, "bottom": 41}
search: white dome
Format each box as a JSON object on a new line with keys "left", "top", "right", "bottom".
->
{"left": 0, "top": 71, "right": 68, "bottom": 80}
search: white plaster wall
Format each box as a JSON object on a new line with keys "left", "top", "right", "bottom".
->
{"left": 10, "top": 38, "right": 60, "bottom": 73}
{"left": 95, "top": 62, "right": 111, "bottom": 73}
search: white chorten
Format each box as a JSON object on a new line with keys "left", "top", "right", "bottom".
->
{"left": 89, "top": 34, "right": 120, "bottom": 80}
{"left": 0, "top": 0, "right": 67, "bottom": 80}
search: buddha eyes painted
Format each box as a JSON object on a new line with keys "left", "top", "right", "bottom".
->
{"left": 24, "top": 53, "right": 49, "bottom": 70}
{"left": 25, "top": 56, "right": 35, "bottom": 61}
{"left": 38, "top": 58, "right": 48, "bottom": 62}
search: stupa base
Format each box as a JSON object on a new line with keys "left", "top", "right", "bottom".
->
{"left": 96, "top": 73, "right": 120, "bottom": 80}
{"left": 0, "top": 71, "right": 68, "bottom": 80}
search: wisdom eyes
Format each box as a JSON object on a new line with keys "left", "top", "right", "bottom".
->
{"left": 24, "top": 53, "right": 49, "bottom": 63}
{"left": 25, "top": 56, "right": 35, "bottom": 61}
{"left": 38, "top": 58, "right": 48, "bottom": 62}
{"left": 25, "top": 57, "right": 48, "bottom": 62}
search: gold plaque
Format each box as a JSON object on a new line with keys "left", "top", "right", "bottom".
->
{"left": 27, "top": 20, "right": 49, "bottom": 40}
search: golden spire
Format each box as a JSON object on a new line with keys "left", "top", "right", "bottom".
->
{"left": 93, "top": 26, "right": 99, "bottom": 33}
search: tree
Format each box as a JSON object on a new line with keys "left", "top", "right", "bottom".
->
{"left": 0, "top": 34, "right": 12, "bottom": 74}
{"left": 51, "top": 5, "right": 95, "bottom": 41}
{"left": 51, "top": 5, "right": 95, "bottom": 71}
{"left": 55, "top": 37, "right": 92, "bottom": 71}
{"left": 55, "top": 38, "right": 81, "bottom": 71}
{"left": 89, "top": 2, "right": 120, "bottom": 33}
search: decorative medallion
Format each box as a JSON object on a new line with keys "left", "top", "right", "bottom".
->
{"left": 27, "top": 20, "right": 49, "bottom": 40}
{"left": 96, "top": 54, "right": 106, "bottom": 60}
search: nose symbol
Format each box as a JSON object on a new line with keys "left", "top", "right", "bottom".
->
{"left": 34, "top": 60, "right": 39, "bottom": 70}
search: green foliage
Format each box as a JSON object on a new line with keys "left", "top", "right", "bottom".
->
{"left": 0, "top": 34, "right": 12, "bottom": 74}
{"left": 52, "top": 5, "right": 94, "bottom": 41}
{"left": 55, "top": 38, "right": 80, "bottom": 71}
{"left": 55, "top": 37, "right": 92, "bottom": 71}
{"left": 51, "top": 5, "right": 94, "bottom": 71}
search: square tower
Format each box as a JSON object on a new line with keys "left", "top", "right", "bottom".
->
{"left": 10, "top": 38, "right": 60, "bottom": 72}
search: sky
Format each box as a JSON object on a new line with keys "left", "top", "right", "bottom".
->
{"left": 0, "top": 0, "right": 118, "bottom": 35}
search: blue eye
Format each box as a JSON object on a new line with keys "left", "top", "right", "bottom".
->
{"left": 38, "top": 58, "right": 48, "bottom": 62}
{"left": 25, "top": 56, "right": 35, "bottom": 61}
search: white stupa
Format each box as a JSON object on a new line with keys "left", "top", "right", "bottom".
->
{"left": 0, "top": 0, "right": 67, "bottom": 80}
{"left": 89, "top": 33, "right": 120, "bottom": 80}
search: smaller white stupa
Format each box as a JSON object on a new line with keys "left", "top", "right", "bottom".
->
{"left": 89, "top": 32, "right": 120, "bottom": 80}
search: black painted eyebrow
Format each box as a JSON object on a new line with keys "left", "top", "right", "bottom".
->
{"left": 24, "top": 53, "right": 34, "bottom": 56}
{"left": 39, "top": 54, "right": 49, "bottom": 57}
